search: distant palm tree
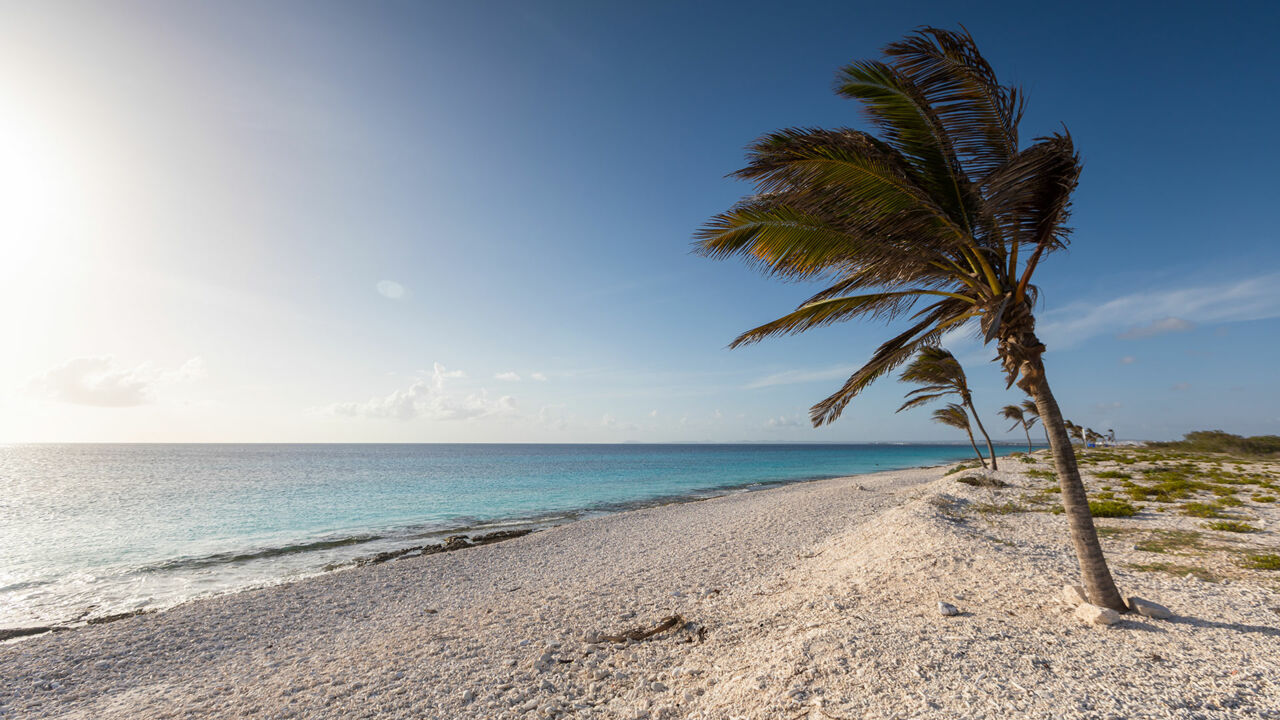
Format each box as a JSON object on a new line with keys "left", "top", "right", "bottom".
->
{"left": 932, "top": 403, "right": 987, "bottom": 467}
{"left": 999, "top": 403, "right": 1034, "bottom": 452}
{"left": 1021, "top": 399, "right": 1048, "bottom": 445}
{"left": 1066, "top": 422, "right": 1085, "bottom": 446}
{"left": 695, "top": 27, "right": 1126, "bottom": 609}
{"left": 897, "top": 347, "right": 996, "bottom": 469}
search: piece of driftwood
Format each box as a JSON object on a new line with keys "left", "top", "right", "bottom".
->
{"left": 599, "top": 614, "right": 686, "bottom": 643}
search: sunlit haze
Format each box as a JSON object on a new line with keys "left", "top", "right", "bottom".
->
{"left": 3, "top": 1, "right": 1279, "bottom": 442}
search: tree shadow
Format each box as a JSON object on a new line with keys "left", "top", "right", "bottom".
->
{"left": 1163, "top": 615, "right": 1280, "bottom": 637}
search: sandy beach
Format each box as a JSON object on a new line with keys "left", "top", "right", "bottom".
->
{"left": 3, "top": 454, "right": 1278, "bottom": 720}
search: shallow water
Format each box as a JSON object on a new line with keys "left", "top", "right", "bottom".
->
{"left": 0, "top": 443, "right": 1025, "bottom": 627}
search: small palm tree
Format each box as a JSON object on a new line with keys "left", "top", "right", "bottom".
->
{"left": 897, "top": 347, "right": 996, "bottom": 469}
{"left": 696, "top": 27, "right": 1126, "bottom": 609}
{"left": 1021, "top": 399, "right": 1048, "bottom": 445}
{"left": 999, "top": 403, "right": 1034, "bottom": 452}
{"left": 932, "top": 403, "right": 987, "bottom": 467}
{"left": 1066, "top": 422, "right": 1085, "bottom": 446}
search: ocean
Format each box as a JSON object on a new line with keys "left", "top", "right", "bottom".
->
{"left": 0, "top": 443, "right": 1025, "bottom": 629}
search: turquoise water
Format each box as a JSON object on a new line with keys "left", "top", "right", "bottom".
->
{"left": 0, "top": 443, "right": 1026, "bottom": 627}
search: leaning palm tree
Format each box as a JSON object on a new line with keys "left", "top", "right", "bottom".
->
{"left": 695, "top": 27, "right": 1126, "bottom": 609}
{"left": 897, "top": 347, "right": 996, "bottom": 469}
{"left": 932, "top": 403, "right": 987, "bottom": 467}
{"left": 1021, "top": 399, "right": 1048, "bottom": 445}
{"left": 999, "top": 403, "right": 1034, "bottom": 452}
{"left": 1066, "top": 421, "right": 1085, "bottom": 446}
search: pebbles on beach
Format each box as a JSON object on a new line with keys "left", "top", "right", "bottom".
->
{"left": 2, "top": 459, "right": 1278, "bottom": 719}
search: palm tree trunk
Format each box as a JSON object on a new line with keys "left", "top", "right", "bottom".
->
{"left": 1023, "top": 424, "right": 1033, "bottom": 453}
{"left": 964, "top": 397, "right": 998, "bottom": 471}
{"left": 1024, "top": 362, "right": 1126, "bottom": 611}
{"left": 964, "top": 427, "right": 987, "bottom": 469}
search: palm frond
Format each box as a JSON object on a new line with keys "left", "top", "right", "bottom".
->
{"left": 882, "top": 27, "right": 1023, "bottom": 178}
{"left": 931, "top": 402, "right": 972, "bottom": 431}
{"left": 998, "top": 403, "right": 1025, "bottom": 431}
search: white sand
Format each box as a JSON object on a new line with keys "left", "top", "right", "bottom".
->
{"left": 2, "top": 458, "right": 1278, "bottom": 719}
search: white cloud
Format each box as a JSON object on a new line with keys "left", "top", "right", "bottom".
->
{"left": 649, "top": 409, "right": 659, "bottom": 418}
{"left": 1039, "top": 274, "right": 1280, "bottom": 348}
{"left": 766, "top": 414, "right": 804, "bottom": 428}
{"left": 1117, "top": 317, "right": 1194, "bottom": 340}
{"left": 376, "top": 280, "right": 406, "bottom": 299}
{"left": 494, "top": 371, "right": 521, "bottom": 381}
{"left": 32, "top": 356, "right": 205, "bottom": 407}
{"left": 600, "top": 413, "right": 637, "bottom": 431}
{"left": 537, "top": 405, "right": 568, "bottom": 431}
{"left": 530, "top": 372, "right": 548, "bottom": 382}
{"left": 746, "top": 364, "right": 855, "bottom": 389}
{"left": 330, "top": 363, "right": 513, "bottom": 421}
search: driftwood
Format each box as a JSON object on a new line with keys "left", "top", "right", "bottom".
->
{"left": 599, "top": 614, "right": 687, "bottom": 643}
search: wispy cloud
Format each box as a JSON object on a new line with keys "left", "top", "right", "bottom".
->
{"left": 330, "top": 363, "right": 514, "bottom": 421}
{"left": 494, "top": 371, "right": 521, "bottom": 381}
{"left": 1117, "top": 317, "right": 1194, "bottom": 340}
{"left": 600, "top": 413, "right": 637, "bottom": 431}
{"left": 376, "top": 280, "right": 406, "bottom": 299}
{"left": 765, "top": 414, "right": 804, "bottom": 428}
{"left": 1039, "top": 274, "right": 1280, "bottom": 348}
{"left": 530, "top": 372, "right": 548, "bottom": 382}
{"left": 32, "top": 356, "right": 205, "bottom": 407}
{"left": 745, "top": 364, "right": 854, "bottom": 389}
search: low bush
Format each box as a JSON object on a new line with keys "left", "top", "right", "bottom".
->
{"left": 1204, "top": 520, "right": 1258, "bottom": 533}
{"left": 1240, "top": 553, "right": 1280, "bottom": 570}
{"left": 1089, "top": 500, "right": 1138, "bottom": 517}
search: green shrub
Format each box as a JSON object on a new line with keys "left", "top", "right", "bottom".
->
{"left": 1089, "top": 500, "right": 1138, "bottom": 517}
{"left": 1180, "top": 502, "right": 1227, "bottom": 518}
{"left": 1240, "top": 553, "right": 1280, "bottom": 570}
{"left": 1204, "top": 520, "right": 1258, "bottom": 533}
{"left": 1149, "top": 430, "right": 1280, "bottom": 457}
{"left": 1252, "top": 495, "right": 1277, "bottom": 503}
{"left": 1094, "top": 470, "right": 1131, "bottom": 479}
{"left": 1026, "top": 468, "right": 1055, "bottom": 480}
{"left": 957, "top": 475, "right": 1007, "bottom": 488}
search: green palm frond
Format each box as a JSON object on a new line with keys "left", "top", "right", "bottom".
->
{"left": 931, "top": 403, "right": 972, "bottom": 431}
{"left": 998, "top": 403, "right": 1025, "bottom": 431}
{"left": 698, "top": 26, "right": 1082, "bottom": 426}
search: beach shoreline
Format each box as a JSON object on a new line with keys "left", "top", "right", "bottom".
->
{"left": 3, "top": 452, "right": 1277, "bottom": 719}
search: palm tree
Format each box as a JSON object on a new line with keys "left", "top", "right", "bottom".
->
{"left": 1021, "top": 399, "right": 1048, "bottom": 445}
{"left": 1066, "top": 421, "right": 1085, "bottom": 446}
{"left": 897, "top": 347, "right": 996, "bottom": 469}
{"left": 999, "top": 403, "right": 1034, "bottom": 452}
{"left": 695, "top": 27, "right": 1126, "bottom": 609}
{"left": 932, "top": 403, "right": 987, "bottom": 467}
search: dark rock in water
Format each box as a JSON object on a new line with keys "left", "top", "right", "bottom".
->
{"left": 0, "top": 626, "right": 54, "bottom": 641}
{"left": 87, "top": 609, "right": 153, "bottom": 625}
{"left": 355, "top": 528, "right": 535, "bottom": 566}
{"left": 442, "top": 535, "right": 471, "bottom": 551}
{"left": 471, "top": 529, "right": 533, "bottom": 545}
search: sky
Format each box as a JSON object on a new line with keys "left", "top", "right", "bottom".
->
{"left": 2, "top": 0, "right": 1279, "bottom": 443}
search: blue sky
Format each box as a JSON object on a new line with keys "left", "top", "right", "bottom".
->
{"left": 2, "top": 0, "right": 1278, "bottom": 442}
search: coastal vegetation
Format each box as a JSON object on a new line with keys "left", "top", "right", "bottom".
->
{"left": 1150, "top": 430, "right": 1280, "bottom": 457}
{"left": 698, "top": 26, "right": 1128, "bottom": 608}
{"left": 897, "top": 347, "right": 996, "bottom": 468}
{"left": 930, "top": 403, "right": 990, "bottom": 468}
{"left": 998, "top": 402, "right": 1039, "bottom": 452}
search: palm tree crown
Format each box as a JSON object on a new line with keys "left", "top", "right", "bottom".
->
{"left": 697, "top": 26, "right": 1127, "bottom": 610}
{"left": 931, "top": 402, "right": 987, "bottom": 468}
{"left": 897, "top": 346, "right": 996, "bottom": 468}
